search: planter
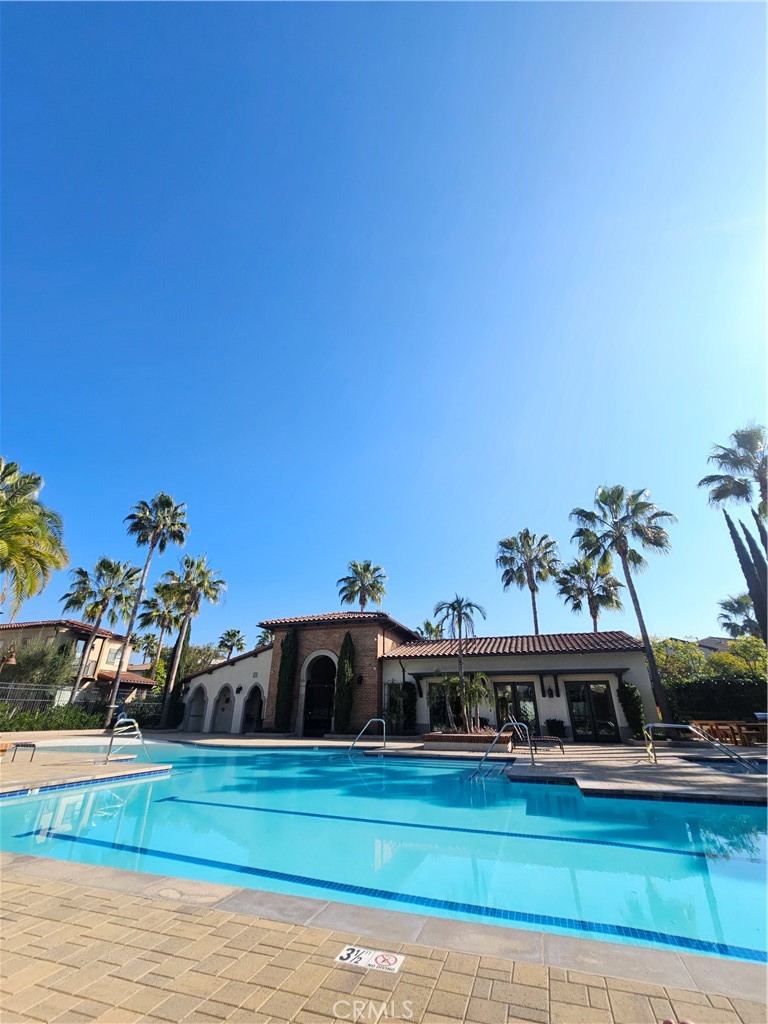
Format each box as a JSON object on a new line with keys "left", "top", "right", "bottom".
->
{"left": 421, "top": 732, "right": 499, "bottom": 752}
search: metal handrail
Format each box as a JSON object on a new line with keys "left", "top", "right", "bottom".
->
{"left": 644, "top": 722, "right": 762, "bottom": 774}
{"left": 105, "top": 717, "right": 152, "bottom": 764}
{"left": 472, "top": 721, "right": 535, "bottom": 779}
{"left": 349, "top": 718, "right": 387, "bottom": 753}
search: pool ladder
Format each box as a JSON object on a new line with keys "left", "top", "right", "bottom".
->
{"left": 471, "top": 721, "right": 535, "bottom": 779}
{"left": 104, "top": 718, "right": 153, "bottom": 764}
{"left": 349, "top": 718, "right": 387, "bottom": 753}
{"left": 644, "top": 722, "right": 762, "bottom": 775}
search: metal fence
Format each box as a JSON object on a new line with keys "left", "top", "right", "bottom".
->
{"left": 0, "top": 684, "right": 107, "bottom": 715}
{"left": 0, "top": 684, "right": 163, "bottom": 727}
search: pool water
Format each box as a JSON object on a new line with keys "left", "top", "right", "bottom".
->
{"left": 1, "top": 743, "right": 765, "bottom": 961}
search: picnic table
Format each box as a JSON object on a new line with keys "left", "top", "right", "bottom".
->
{"left": 692, "top": 720, "right": 768, "bottom": 747}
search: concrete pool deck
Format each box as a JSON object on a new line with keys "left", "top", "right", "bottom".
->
{"left": 1, "top": 733, "right": 766, "bottom": 1021}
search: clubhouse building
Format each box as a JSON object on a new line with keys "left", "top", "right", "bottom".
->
{"left": 181, "top": 611, "right": 656, "bottom": 744}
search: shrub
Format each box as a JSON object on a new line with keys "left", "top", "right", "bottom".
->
{"left": 664, "top": 673, "right": 767, "bottom": 722}
{"left": 334, "top": 632, "right": 354, "bottom": 733}
{"left": 617, "top": 681, "right": 645, "bottom": 739}
{"left": 124, "top": 695, "right": 163, "bottom": 729}
{"left": 0, "top": 701, "right": 105, "bottom": 732}
{"left": 274, "top": 628, "right": 298, "bottom": 732}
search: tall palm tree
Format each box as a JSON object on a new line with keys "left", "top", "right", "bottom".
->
{"left": 337, "top": 560, "right": 387, "bottom": 612}
{"left": 219, "top": 628, "right": 246, "bottom": 660}
{"left": 496, "top": 529, "right": 560, "bottom": 634}
{"left": 434, "top": 595, "right": 486, "bottom": 732}
{"left": 61, "top": 558, "right": 141, "bottom": 702}
{"left": 0, "top": 458, "right": 68, "bottom": 618}
{"left": 556, "top": 557, "right": 623, "bottom": 633}
{"left": 158, "top": 555, "right": 226, "bottom": 728}
{"left": 137, "top": 583, "right": 182, "bottom": 681}
{"left": 717, "top": 593, "right": 760, "bottom": 639}
{"left": 699, "top": 425, "right": 767, "bottom": 518}
{"left": 416, "top": 619, "right": 444, "bottom": 639}
{"left": 108, "top": 493, "right": 189, "bottom": 714}
{"left": 570, "top": 485, "right": 675, "bottom": 719}
{"left": 255, "top": 628, "right": 274, "bottom": 647}
{"left": 136, "top": 633, "right": 159, "bottom": 665}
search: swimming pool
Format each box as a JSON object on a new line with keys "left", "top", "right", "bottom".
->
{"left": 1, "top": 743, "right": 765, "bottom": 962}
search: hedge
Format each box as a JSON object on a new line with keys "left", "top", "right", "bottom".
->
{"left": 617, "top": 681, "right": 645, "bottom": 739}
{"left": 663, "top": 673, "right": 767, "bottom": 722}
{"left": 0, "top": 701, "right": 106, "bottom": 732}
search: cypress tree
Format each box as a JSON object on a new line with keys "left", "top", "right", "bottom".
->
{"left": 334, "top": 631, "right": 355, "bottom": 733}
{"left": 752, "top": 509, "right": 768, "bottom": 554}
{"left": 274, "top": 628, "right": 298, "bottom": 732}
{"left": 725, "top": 511, "right": 767, "bottom": 641}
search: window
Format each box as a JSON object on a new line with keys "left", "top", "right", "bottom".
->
{"left": 106, "top": 648, "right": 121, "bottom": 665}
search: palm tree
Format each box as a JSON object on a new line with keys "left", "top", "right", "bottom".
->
{"left": 699, "top": 425, "right": 767, "bottom": 518}
{"left": 137, "top": 583, "right": 182, "bottom": 681}
{"left": 433, "top": 595, "right": 486, "bottom": 732}
{"left": 108, "top": 493, "right": 189, "bottom": 717}
{"left": 416, "top": 619, "right": 444, "bottom": 639}
{"left": 496, "top": 529, "right": 560, "bottom": 634}
{"left": 136, "top": 633, "right": 159, "bottom": 664}
{"left": 337, "top": 560, "right": 387, "bottom": 612}
{"left": 556, "top": 557, "right": 623, "bottom": 633}
{"left": 0, "top": 458, "right": 68, "bottom": 618}
{"left": 717, "top": 594, "right": 760, "bottom": 639}
{"left": 158, "top": 555, "right": 226, "bottom": 728}
{"left": 61, "top": 558, "right": 141, "bottom": 702}
{"left": 570, "top": 485, "right": 675, "bottom": 719}
{"left": 219, "top": 628, "right": 246, "bottom": 660}
{"left": 256, "top": 628, "right": 274, "bottom": 647}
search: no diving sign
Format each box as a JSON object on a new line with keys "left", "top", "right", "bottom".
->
{"left": 336, "top": 946, "right": 405, "bottom": 973}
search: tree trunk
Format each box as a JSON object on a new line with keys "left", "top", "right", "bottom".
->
{"left": 457, "top": 629, "right": 470, "bottom": 732}
{"left": 529, "top": 586, "right": 540, "bottom": 635}
{"left": 150, "top": 624, "right": 166, "bottom": 682}
{"left": 444, "top": 686, "right": 456, "bottom": 731}
{"left": 159, "top": 613, "right": 191, "bottom": 728}
{"left": 105, "top": 541, "right": 156, "bottom": 725}
{"left": 592, "top": 614, "right": 599, "bottom": 632}
{"left": 70, "top": 611, "right": 105, "bottom": 704}
{"left": 619, "top": 553, "right": 672, "bottom": 720}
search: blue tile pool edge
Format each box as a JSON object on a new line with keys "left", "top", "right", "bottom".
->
{"left": 19, "top": 826, "right": 767, "bottom": 964}
{"left": 0, "top": 767, "right": 171, "bottom": 802}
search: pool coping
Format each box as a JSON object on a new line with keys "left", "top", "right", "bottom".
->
{"left": 2, "top": 850, "right": 765, "bottom": 1004}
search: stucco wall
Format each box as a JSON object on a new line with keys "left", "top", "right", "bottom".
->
{"left": 382, "top": 649, "right": 654, "bottom": 740}
{"left": 181, "top": 647, "right": 273, "bottom": 734}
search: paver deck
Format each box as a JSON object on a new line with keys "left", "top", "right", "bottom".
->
{"left": 1, "top": 855, "right": 766, "bottom": 1024}
{"left": 0, "top": 748, "right": 171, "bottom": 797}
{"left": 1, "top": 735, "right": 766, "bottom": 1022}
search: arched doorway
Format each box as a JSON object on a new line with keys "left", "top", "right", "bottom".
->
{"left": 303, "top": 655, "right": 336, "bottom": 737}
{"left": 186, "top": 686, "right": 207, "bottom": 732}
{"left": 210, "top": 685, "right": 234, "bottom": 733}
{"left": 241, "top": 685, "right": 263, "bottom": 734}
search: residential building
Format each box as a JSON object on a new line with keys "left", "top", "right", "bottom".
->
{"left": 0, "top": 619, "right": 156, "bottom": 700}
{"left": 181, "top": 611, "right": 655, "bottom": 742}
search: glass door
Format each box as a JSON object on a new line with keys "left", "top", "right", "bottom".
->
{"left": 565, "top": 681, "right": 619, "bottom": 743}
{"left": 494, "top": 682, "right": 540, "bottom": 736}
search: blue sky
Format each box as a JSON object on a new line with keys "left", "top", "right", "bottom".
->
{"left": 3, "top": 3, "right": 765, "bottom": 648}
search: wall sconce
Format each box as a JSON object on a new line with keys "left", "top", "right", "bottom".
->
{"left": 181, "top": 684, "right": 190, "bottom": 696}
{"left": 357, "top": 674, "right": 364, "bottom": 686}
{"left": 547, "top": 686, "right": 554, "bottom": 698}
{"left": 235, "top": 686, "right": 243, "bottom": 694}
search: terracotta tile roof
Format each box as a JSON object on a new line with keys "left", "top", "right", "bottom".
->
{"left": 183, "top": 642, "right": 274, "bottom": 682}
{"left": 0, "top": 618, "right": 127, "bottom": 642}
{"left": 258, "top": 611, "right": 419, "bottom": 639}
{"left": 96, "top": 669, "right": 156, "bottom": 687}
{"left": 384, "top": 630, "right": 643, "bottom": 659}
